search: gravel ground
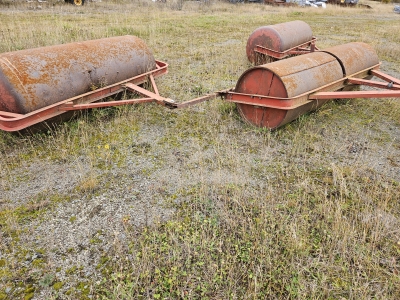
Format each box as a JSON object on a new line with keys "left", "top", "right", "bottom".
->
{"left": 1, "top": 107, "right": 399, "bottom": 299}
{"left": 1, "top": 103, "right": 399, "bottom": 297}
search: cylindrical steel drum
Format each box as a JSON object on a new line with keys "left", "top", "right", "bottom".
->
{"left": 0, "top": 36, "right": 156, "bottom": 114}
{"left": 246, "top": 20, "right": 313, "bottom": 64}
{"left": 235, "top": 52, "right": 344, "bottom": 129}
{"left": 322, "top": 42, "right": 379, "bottom": 76}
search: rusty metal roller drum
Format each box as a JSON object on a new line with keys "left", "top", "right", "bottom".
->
{"left": 235, "top": 52, "right": 343, "bottom": 129}
{"left": 322, "top": 42, "right": 379, "bottom": 76}
{"left": 0, "top": 36, "right": 156, "bottom": 114}
{"left": 246, "top": 20, "right": 313, "bottom": 64}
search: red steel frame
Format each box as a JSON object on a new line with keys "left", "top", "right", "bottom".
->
{"left": 254, "top": 37, "right": 318, "bottom": 60}
{"left": 167, "top": 65, "right": 400, "bottom": 110}
{"left": 220, "top": 66, "right": 400, "bottom": 110}
{"left": 0, "top": 61, "right": 172, "bottom": 132}
{"left": 308, "top": 69, "right": 400, "bottom": 100}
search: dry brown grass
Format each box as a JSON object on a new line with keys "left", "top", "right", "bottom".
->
{"left": 0, "top": 1, "right": 399, "bottom": 299}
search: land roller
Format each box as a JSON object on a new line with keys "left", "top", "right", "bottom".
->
{"left": 0, "top": 21, "right": 399, "bottom": 132}
{"left": 0, "top": 36, "right": 158, "bottom": 115}
{"left": 230, "top": 42, "right": 388, "bottom": 129}
{"left": 0, "top": 36, "right": 170, "bottom": 131}
{"left": 246, "top": 20, "right": 318, "bottom": 65}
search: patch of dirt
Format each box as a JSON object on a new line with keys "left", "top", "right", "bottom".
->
{"left": 0, "top": 160, "right": 90, "bottom": 207}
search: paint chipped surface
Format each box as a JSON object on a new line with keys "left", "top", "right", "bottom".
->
{"left": 0, "top": 36, "right": 156, "bottom": 114}
{"left": 246, "top": 21, "right": 313, "bottom": 64}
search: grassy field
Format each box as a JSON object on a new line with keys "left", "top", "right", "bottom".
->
{"left": 0, "top": 0, "right": 400, "bottom": 299}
